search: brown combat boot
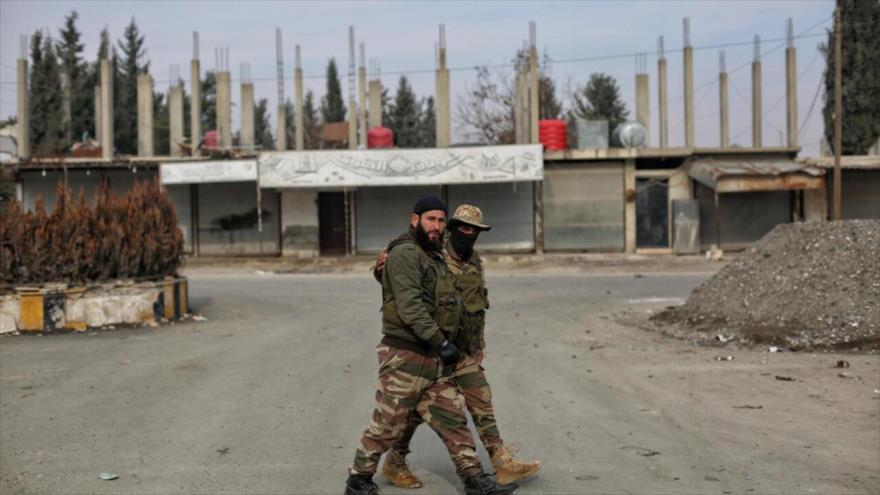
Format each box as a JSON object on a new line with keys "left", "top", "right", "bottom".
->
{"left": 380, "top": 450, "right": 423, "bottom": 489}
{"left": 490, "top": 445, "right": 542, "bottom": 485}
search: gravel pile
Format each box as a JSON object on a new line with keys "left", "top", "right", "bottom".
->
{"left": 653, "top": 220, "right": 880, "bottom": 351}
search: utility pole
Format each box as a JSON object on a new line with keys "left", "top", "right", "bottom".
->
{"left": 833, "top": 5, "right": 843, "bottom": 221}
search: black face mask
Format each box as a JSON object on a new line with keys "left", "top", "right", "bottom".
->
{"left": 414, "top": 221, "right": 443, "bottom": 252}
{"left": 449, "top": 229, "right": 478, "bottom": 260}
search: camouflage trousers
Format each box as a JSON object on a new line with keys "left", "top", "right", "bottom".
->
{"left": 391, "top": 355, "right": 503, "bottom": 458}
{"left": 349, "top": 344, "right": 482, "bottom": 478}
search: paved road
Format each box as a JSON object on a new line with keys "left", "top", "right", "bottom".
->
{"left": 2, "top": 272, "right": 878, "bottom": 494}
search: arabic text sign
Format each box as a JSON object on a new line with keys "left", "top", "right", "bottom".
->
{"left": 160, "top": 160, "right": 258, "bottom": 184}
{"left": 257, "top": 145, "right": 542, "bottom": 188}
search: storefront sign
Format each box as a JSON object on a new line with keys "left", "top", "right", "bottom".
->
{"left": 257, "top": 145, "right": 543, "bottom": 188}
{"left": 160, "top": 160, "right": 258, "bottom": 184}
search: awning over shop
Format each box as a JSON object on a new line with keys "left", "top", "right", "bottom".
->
{"left": 257, "top": 144, "right": 543, "bottom": 188}
{"left": 160, "top": 159, "right": 257, "bottom": 185}
{"left": 687, "top": 157, "right": 825, "bottom": 193}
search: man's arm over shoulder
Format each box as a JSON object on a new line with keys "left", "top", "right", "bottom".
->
{"left": 386, "top": 245, "right": 444, "bottom": 347}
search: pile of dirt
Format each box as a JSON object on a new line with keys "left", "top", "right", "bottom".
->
{"left": 653, "top": 220, "right": 880, "bottom": 351}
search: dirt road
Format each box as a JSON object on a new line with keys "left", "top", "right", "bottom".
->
{"left": 2, "top": 270, "right": 877, "bottom": 494}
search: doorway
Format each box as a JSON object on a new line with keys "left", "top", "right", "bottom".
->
{"left": 636, "top": 177, "right": 669, "bottom": 248}
{"left": 318, "top": 192, "right": 347, "bottom": 255}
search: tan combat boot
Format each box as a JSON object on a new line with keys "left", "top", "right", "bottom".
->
{"left": 490, "top": 445, "right": 542, "bottom": 485}
{"left": 380, "top": 450, "right": 423, "bottom": 489}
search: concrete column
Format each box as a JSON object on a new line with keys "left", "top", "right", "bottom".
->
{"left": 295, "top": 67, "right": 304, "bottom": 150}
{"left": 240, "top": 83, "right": 254, "bottom": 150}
{"left": 635, "top": 73, "right": 650, "bottom": 144}
{"left": 752, "top": 61, "right": 762, "bottom": 147}
{"left": 60, "top": 71, "right": 71, "bottom": 142}
{"left": 169, "top": 84, "right": 184, "bottom": 157}
{"left": 347, "top": 101, "right": 357, "bottom": 149}
{"left": 435, "top": 69, "right": 450, "bottom": 148}
{"left": 190, "top": 59, "right": 201, "bottom": 155}
{"left": 94, "top": 85, "right": 102, "bottom": 145}
{"left": 514, "top": 71, "right": 525, "bottom": 144}
{"left": 216, "top": 71, "right": 231, "bottom": 148}
{"left": 683, "top": 47, "right": 694, "bottom": 148}
{"left": 276, "top": 104, "right": 287, "bottom": 151}
{"left": 529, "top": 46, "right": 539, "bottom": 144}
{"left": 100, "top": 59, "right": 113, "bottom": 159}
{"left": 368, "top": 80, "right": 382, "bottom": 128}
{"left": 786, "top": 46, "right": 797, "bottom": 148}
{"left": 658, "top": 57, "right": 668, "bottom": 148}
{"left": 359, "top": 60, "right": 367, "bottom": 148}
{"left": 16, "top": 59, "right": 29, "bottom": 159}
{"left": 136, "top": 73, "right": 154, "bottom": 157}
{"left": 719, "top": 71, "right": 729, "bottom": 148}
{"left": 435, "top": 36, "right": 450, "bottom": 148}
{"left": 624, "top": 159, "right": 636, "bottom": 253}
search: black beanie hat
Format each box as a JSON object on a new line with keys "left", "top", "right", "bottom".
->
{"left": 413, "top": 194, "right": 447, "bottom": 216}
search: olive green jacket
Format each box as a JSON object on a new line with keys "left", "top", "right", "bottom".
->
{"left": 380, "top": 231, "right": 456, "bottom": 354}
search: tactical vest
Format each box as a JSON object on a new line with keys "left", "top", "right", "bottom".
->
{"left": 381, "top": 240, "right": 463, "bottom": 342}
{"left": 446, "top": 249, "right": 489, "bottom": 355}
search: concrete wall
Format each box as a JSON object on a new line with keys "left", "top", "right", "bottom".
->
{"left": 165, "top": 184, "right": 193, "bottom": 252}
{"left": 280, "top": 189, "right": 319, "bottom": 256}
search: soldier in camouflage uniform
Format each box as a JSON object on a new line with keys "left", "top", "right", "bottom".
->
{"left": 346, "top": 196, "right": 517, "bottom": 495}
{"left": 374, "top": 205, "right": 542, "bottom": 489}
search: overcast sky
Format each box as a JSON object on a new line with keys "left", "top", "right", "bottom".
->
{"left": 1, "top": 0, "right": 834, "bottom": 155}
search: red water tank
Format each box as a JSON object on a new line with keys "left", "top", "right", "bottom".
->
{"left": 368, "top": 127, "right": 394, "bottom": 149}
{"left": 204, "top": 130, "right": 218, "bottom": 148}
{"left": 539, "top": 119, "right": 567, "bottom": 151}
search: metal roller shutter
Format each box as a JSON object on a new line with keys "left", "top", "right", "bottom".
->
{"left": 446, "top": 182, "right": 534, "bottom": 252}
{"left": 544, "top": 165, "right": 624, "bottom": 251}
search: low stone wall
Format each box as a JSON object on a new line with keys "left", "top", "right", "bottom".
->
{"left": 0, "top": 277, "right": 188, "bottom": 334}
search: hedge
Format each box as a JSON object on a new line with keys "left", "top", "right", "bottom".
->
{"left": 1, "top": 179, "right": 184, "bottom": 285}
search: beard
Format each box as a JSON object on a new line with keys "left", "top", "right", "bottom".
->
{"left": 414, "top": 221, "right": 443, "bottom": 252}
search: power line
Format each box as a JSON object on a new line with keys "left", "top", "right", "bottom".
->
{"left": 0, "top": 26, "right": 838, "bottom": 86}
{"left": 798, "top": 74, "right": 825, "bottom": 141}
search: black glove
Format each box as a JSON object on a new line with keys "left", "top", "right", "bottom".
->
{"left": 437, "top": 339, "right": 460, "bottom": 367}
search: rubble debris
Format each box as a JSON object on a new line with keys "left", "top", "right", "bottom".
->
{"left": 714, "top": 355, "right": 734, "bottom": 361}
{"left": 651, "top": 220, "right": 880, "bottom": 351}
{"left": 98, "top": 473, "right": 118, "bottom": 481}
{"left": 835, "top": 360, "right": 850, "bottom": 368}
{"left": 768, "top": 346, "right": 782, "bottom": 353}
{"left": 192, "top": 315, "right": 208, "bottom": 322}
{"left": 733, "top": 405, "right": 763, "bottom": 409}
{"left": 775, "top": 375, "right": 796, "bottom": 381}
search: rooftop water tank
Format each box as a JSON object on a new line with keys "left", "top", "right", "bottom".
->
{"left": 612, "top": 122, "right": 647, "bottom": 148}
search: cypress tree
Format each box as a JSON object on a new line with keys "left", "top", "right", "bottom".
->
{"left": 386, "top": 75, "right": 423, "bottom": 148}
{"left": 115, "top": 18, "right": 149, "bottom": 155}
{"left": 28, "top": 30, "right": 67, "bottom": 154}
{"left": 57, "top": 10, "right": 92, "bottom": 142}
{"left": 303, "top": 90, "right": 320, "bottom": 149}
{"left": 254, "top": 98, "right": 274, "bottom": 149}
{"left": 821, "top": 0, "right": 880, "bottom": 154}
{"left": 320, "top": 58, "right": 346, "bottom": 123}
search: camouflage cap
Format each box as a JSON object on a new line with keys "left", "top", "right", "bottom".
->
{"left": 449, "top": 204, "right": 491, "bottom": 231}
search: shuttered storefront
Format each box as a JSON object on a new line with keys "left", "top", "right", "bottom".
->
{"left": 543, "top": 164, "right": 624, "bottom": 251}
{"left": 446, "top": 182, "right": 534, "bottom": 252}
{"left": 355, "top": 186, "right": 438, "bottom": 253}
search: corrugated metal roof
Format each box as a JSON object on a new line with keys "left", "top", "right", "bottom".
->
{"left": 798, "top": 155, "right": 880, "bottom": 170}
{"left": 688, "top": 157, "right": 824, "bottom": 192}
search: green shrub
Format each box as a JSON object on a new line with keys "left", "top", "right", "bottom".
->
{"left": 0, "top": 179, "right": 184, "bottom": 286}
